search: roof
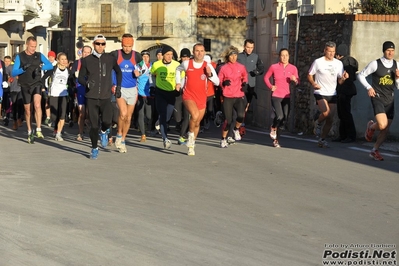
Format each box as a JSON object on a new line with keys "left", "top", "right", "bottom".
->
{"left": 197, "top": 0, "right": 247, "bottom": 18}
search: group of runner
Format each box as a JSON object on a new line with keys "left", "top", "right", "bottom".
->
{"left": 2, "top": 35, "right": 398, "bottom": 161}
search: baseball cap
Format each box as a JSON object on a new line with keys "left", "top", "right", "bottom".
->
{"left": 179, "top": 48, "right": 191, "bottom": 58}
{"left": 93, "top": 34, "right": 106, "bottom": 42}
{"left": 48, "top": 51, "right": 56, "bottom": 58}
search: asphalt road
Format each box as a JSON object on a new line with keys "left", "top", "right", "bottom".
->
{"left": 0, "top": 123, "right": 398, "bottom": 266}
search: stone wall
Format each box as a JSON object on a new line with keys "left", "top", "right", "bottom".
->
{"left": 288, "top": 14, "right": 354, "bottom": 135}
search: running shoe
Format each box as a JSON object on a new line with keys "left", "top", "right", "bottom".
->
{"left": 369, "top": 150, "right": 383, "bottom": 161}
{"left": 163, "top": 138, "right": 172, "bottom": 149}
{"left": 55, "top": 133, "right": 64, "bottom": 141}
{"left": 273, "top": 139, "right": 281, "bottom": 148}
{"left": 239, "top": 126, "right": 246, "bottom": 137}
{"left": 44, "top": 117, "right": 51, "bottom": 127}
{"left": 177, "top": 136, "right": 187, "bottom": 145}
{"left": 227, "top": 137, "right": 235, "bottom": 145}
{"left": 220, "top": 139, "right": 228, "bottom": 148}
{"left": 270, "top": 127, "right": 277, "bottom": 140}
{"left": 115, "top": 134, "right": 122, "bottom": 149}
{"left": 28, "top": 133, "right": 35, "bottom": 144}
{"left": 90, "top": 148, "right": 99, "bottom": 160}
{"left": 233, "top": 129, "right": 241, "bottom": 141}
{"left": 214, "top": 111, "right": 224, "bottom": 127}
{"left": 140, "top": 135, "right": 146, "bottom": 142}
{"left": 187, "top": 146, "right": 195, "bottom": 156}
{"left": 119, "top": 142, "right": 127, "bottom": 153}
{"left": 76, "top": 134, "right": 83, "bottom": 141}
{"left": 36, "top": 131, "right": 44, "bottom": 139}
{"left": 100, "top": 130, "right": 109, "bottom": 148}
{"left": 365, "top": 120, "right": 375, "bottom": 142}
{"left": 3, "top": 117, "right": 9, "bottom": 126}
{"left": 317, "top": 139, "right": 329, "bottom": 148}
{"left": 313, "top": 120, "right": 322, "bottom": 136}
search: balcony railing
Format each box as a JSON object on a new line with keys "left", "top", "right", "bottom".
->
{"left": 79, "top": 23, "right": 126, "bottom": 39}
{"left": 137, "top": 23, "right": 173, "bottom": 37}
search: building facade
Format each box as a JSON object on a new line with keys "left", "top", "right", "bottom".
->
{"left": 0, "top": 0, "right": 61, "bottom": 58}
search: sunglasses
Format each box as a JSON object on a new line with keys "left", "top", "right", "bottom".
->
{"left": 94, "top": 42, "right": 106, "bottom": 46}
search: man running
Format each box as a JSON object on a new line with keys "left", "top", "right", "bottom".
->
{"left": 11, "top": 36, "right": 53, "bottom": 143}
{"left": 111, "top": 33, "right": 142, "bottom": 153}
{"left": 78, "top": 34, "right": 122, "bottom": 159}
{"left": 175, "top": 43, "right": 219, "bottom": 155}
{"left": 358, "top": 41, "right": 399, "bottom": 161}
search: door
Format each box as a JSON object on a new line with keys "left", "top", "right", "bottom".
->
{"left": 151, "top": 3, "right": 164, "bottom": 35}
{"left": 101, "top": 4, "right": 111, "bottom": 26}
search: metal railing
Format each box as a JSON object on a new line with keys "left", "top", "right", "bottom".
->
{"left": 79, "top": 23, "right": 126, "bottom": 38}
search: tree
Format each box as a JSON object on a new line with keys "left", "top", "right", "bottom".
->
{"left": 360, "top": 0, "right": 399, "bottom": 14}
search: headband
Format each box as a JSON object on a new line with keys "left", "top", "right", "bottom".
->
{"left": 122, "top": 37, "right": 133, "bottom": 46}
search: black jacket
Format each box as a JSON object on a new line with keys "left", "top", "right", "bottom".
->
{"left": 78, "top": 53, "right": 122, "bottom": 100}
{"left": 337, "top": 56, "right": 358, "bottom": 96}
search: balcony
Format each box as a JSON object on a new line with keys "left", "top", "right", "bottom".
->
{"left": 79, "top": 23, "right": 126, "bottom": 39}
{"left": 0, "top": 0, "right": 38, "bottom": 24}
{"left": 137, "top": 23, "right": 173, "bottom": 38}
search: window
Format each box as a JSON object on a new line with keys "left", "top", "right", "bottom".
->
{"left": 204, "top": 39, "right": 211, "bottom": 52}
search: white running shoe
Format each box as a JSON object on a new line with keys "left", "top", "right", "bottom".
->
{"left": 220, "top": 139, "right": 228, "bottom": 148}
{"left": 233, "top": 129, "right": 241, "bottom": 141}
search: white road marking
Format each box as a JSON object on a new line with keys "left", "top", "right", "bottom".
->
{"left": 245, "top": 128, "right": 399, "bottom": 157}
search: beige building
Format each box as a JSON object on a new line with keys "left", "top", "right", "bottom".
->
{"left": 0, "top": 0, "right": 61, "bottom": 58}
{"left": 75, "top": 0, "right": 197, "bottom": 59}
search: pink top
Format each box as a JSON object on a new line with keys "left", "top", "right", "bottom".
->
{"left": 264, "top": 62, "right": 299, "bottom": 98}
{"left": 218, "top": 62, "right": 248, "bottom": 98}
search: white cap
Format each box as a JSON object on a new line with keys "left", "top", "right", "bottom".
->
{"left": 93, "top": 34, "right": 106, "bottom": 42}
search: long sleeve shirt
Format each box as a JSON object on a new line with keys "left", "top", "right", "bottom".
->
{"left": 218, "top": 62, "right": 248, "bottom": 98}
{"left": 357, "top": 57, "right": 399, "bottom": 90}
{"left": 264, "top": 62, "right": 299, "bottom": 98}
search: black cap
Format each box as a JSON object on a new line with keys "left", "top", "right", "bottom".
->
{"left": 161, "top": 45, "right": 173, "bottom": 55}
{"left": 383, "top": 41, "right": 395, "bottom": 52}
{"left": 179, "top": 48, "right": 191, "bottom": 58}
{"left": 156, "top": 48, "right": 162, "bottom": 55}
{"left": 336, "top": 44, "right": 348, "bottom": 57}
{"left": 141, "top": 50, "right": 150, "bottom": 56}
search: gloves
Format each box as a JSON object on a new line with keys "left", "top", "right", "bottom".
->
{"left": 32, "top": 67, "right": 41, "bottom": 79}
{"left": 241, "top": 82, "right": 247, "bottom": 92}
{"left": 2, "top": 81, "right": 8, "bottom": 89}
{"left": 22, "top": 63, "right": 31, "bottom": 71}
{"left": 249, "top": 70, "right": 258, "bottom": 77}
{"left": 149, "top": 86, "right": 155, "bottom": 97}
{"left": 222, "top": 80, "right": 231, "bottom": 86}
{"left": 115, "top": 86, "right": 121, "bottom": 98}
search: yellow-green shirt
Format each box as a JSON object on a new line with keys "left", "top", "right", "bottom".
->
{"left": 150, "top": 60, "right": 180, "bottom": 91}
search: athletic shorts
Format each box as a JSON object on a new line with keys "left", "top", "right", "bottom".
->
{"left": 371, "top": 97, "right": 394, "bottom": 120}
{"left": 120, "top": 87, "right": 138, "bottom": 105}
{"left": 182, "top": 88, "right": 207, "bottom": 110}
{"left": 76, "top": 85, "right": 86, "bottom": 105}
{"left": 314, "top": 94, "right": 337, "bottom": 104}
{"left": 21, "top": 85, "right": 42, "bottom": 105}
